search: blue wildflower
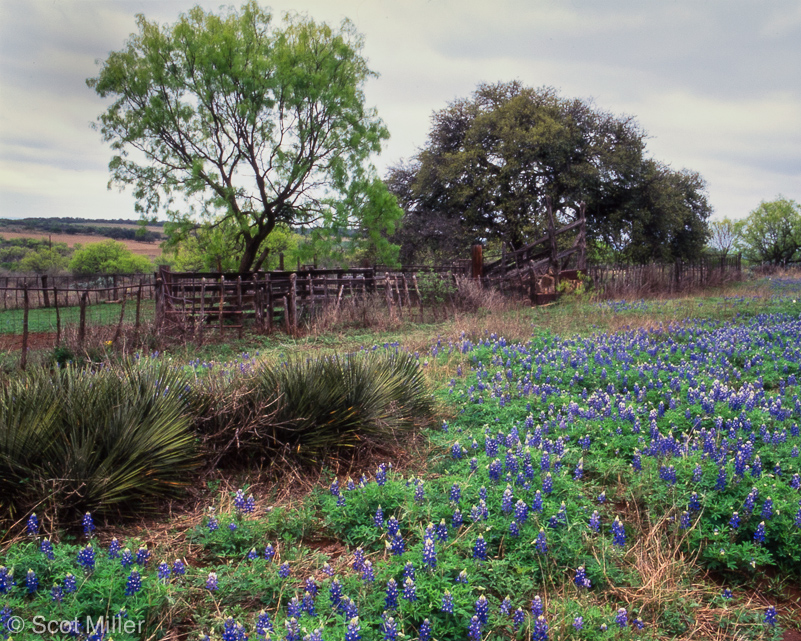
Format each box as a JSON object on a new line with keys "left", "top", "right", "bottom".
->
{"left": 441, "top": 590, "right": 454, "bottom": 614}
{"left": 205, "top": 571, "right": 218, "bottom": 591}
{"left": 40, "top": 537, "right": 55, "bottom": 560}
{"left": 124, "top": 569, "right": 142, "bottom": 596}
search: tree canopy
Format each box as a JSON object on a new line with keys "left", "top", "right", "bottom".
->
{"left": 88, "top": 2, "right": 402, "bottom": 273}
{"left": 69, "top": 240, "right": 153, "bottom": 275}
{"left": 739, "top": 197, "right": 801, "bottom": 264}
{"left": 388, "top": 81, "right": 711, "bottom": 264}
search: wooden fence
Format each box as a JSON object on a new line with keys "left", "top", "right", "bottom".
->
{"left": 155, "top": 267, "right": 462, "bottom": 337}
{"left": 587, "top": 255, "right": 743, "bottom": 299}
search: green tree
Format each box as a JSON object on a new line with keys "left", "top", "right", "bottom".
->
{"left": 68, "top": 240, "right": 153, "bottom": 275}
{"left": 707, "top": 218, "right": 744, "bottom": 258}
{"left": 389, "top": 81, "right": 711, "bottom": 264}
{"left": 739, "top": 197, "right": 801, "bottom": 264}
{"left": 17, "top": 247, "right": 70, "bottom": 274}
{"left": 88, "top": 2, "right": 402, "bottom": 273}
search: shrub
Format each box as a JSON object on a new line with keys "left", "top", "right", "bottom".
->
{"left": 0, "top": 360, "right": 198, "bottom": 522}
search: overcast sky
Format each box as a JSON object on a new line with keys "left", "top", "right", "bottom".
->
{"left": 1, "top": 0, "right": 799, "bottom": 223}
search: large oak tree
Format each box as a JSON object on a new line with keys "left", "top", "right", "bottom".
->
{"left": 389, "top": 81, "right": 711, "bottom": 264}
{"left": 88, "top": 2, "right": 401, "bottom": 273}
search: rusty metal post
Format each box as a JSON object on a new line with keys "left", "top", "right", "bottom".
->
{"left": 471, "top": 243, "right": 483, "bottom": 279}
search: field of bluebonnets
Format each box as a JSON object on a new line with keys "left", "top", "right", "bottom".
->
{"left": 2, "top": 278, "right": 801, "bottom": 641}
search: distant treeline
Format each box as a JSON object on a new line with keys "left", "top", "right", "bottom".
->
{"left": 0, "top": 217, "right": 163, "bottom": 243}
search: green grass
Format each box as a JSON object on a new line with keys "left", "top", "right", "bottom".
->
{"left": 0, "top": 300, "right": 155, "bottom": 334}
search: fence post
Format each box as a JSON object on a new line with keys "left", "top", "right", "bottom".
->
{"left": 154, "top": 278, "right": 163, "bottom": 335}
{"left": 266, "top": 273, "right": 273, "bottom": 333}
{"left": 54, "top": 286, "right": 61, "bottom": 346}
{"left": 219, "top": 275, "right": 225, "bottom": 337}
{"left": 577, "top": 202, "right": 587, "bottom": 271}
{"left": 198, "top": 278, "right": 206, "bottom": 345}
{"left": 236, "top": 276, "right": 243, "bottom": 339}
{"left": 41, "top": 275, "right": 50, "bottom": 308}
{"left": 21, "top": 284, "right": 29, "bottom": 370}
{"left": 78, "top": 289, "right": 88, "bottom": 349}
{"left": 545, "top": 196, "right": 559, "bottom": 288}
{"left": 471, "top": 243, "right": 483, "bottom": 280}
{"left": 289, "top": 272, "right": 297, "bottom": 333}
{"left": 135, "top": 280, "right": 143, "bottom": 334}
{"left": 113, "top": 286, "right": 127, "bottom": 345}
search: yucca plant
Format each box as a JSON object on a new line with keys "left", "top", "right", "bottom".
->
{"left": 245, "top": 349, "right": 434, "bottom": 463}
{"left": 1, "top": 360, "right": 199, "bottom": 524}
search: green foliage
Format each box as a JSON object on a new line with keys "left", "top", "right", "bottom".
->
{"left": 17, "top": 247, "right": 70, "bottom": 273}
{"left": 0, "top": 360, "right": 198, "bottom": 521}
{"left": 68, "top": 239, "right": 152, "bottom": 275}
{"left": 739, "top": 197, "right": 801, "bottom": 264}
{"left": 388, "top": 81, "right": 711, "bottom": 264}
{"left": 88, "top": 1, "right": 401, "bottom": 273}
{"left": 707, "top": 217, "right": 744, "bottom": 258}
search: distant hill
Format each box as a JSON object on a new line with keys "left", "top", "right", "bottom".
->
{"left": 0, "top": 217, "right": 164, "bottom": 243}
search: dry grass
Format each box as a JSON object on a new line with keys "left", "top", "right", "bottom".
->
{"left": 0, "top": 230, "right": 164, "bottom": 259}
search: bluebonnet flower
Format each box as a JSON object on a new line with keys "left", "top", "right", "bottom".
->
{"left": 288, "top": 596, "right": 302, "bottom": 617}
{"left": 764, "top": 606, "right": 777, "bottom": 627}
{"left": 345, "top": 617, "right": 362, "bottom": 641}
{"left": 414, "top": 481, "right": 425, "bottom": 503}
{"left": 124, "top": 569, "right": 142, "bottom": 596}
{"left": 26, "top": 513, "right": 39, "bottom": 536}
{"left": 304, "top": 576, "right": 318, "bottom": 595}
{"left": 285, "top": 618, "right": 301, "bottom": 641}
{"left": 63, "top": 572, "right": 77, "bottom": 593}
{"left": 531, "top": 595, "right": 543, "bottom": 617}
{"left": 26, "top": 568, "right": 38, "bottom": 593}
{"left": 376, "top": 463, "right": 388, "bottom": 486}
{"left": 531, "top": 490, "right": 543, "bottom": 512}
{"left": 423, "top": 538, "right": 437, "bottom": 570}
{"left": 715, "top": 467, "right": 727, "bottom": 490}
{"left": 82, "top": 512, "right": 95, "bottom": 538}
{"left": 632, "top": 450, "right": 642, "bottom": 471}
{"left": 680, "top": 511, "right": 691, "bottom": 529}
{"left": 135, "top": 545, "right": 151, "bottom": 566}
{"left": 751, "top": 455, "right": 762, "bottom": 478}
{"left": 229, "top": 522, "right": 238, "bottom": 531}
{"left": 389, "top": 533, "right": 405, "bottom": 556}
{"left": 329, "top": 578, "right": 343, "bottom": 608}
{"left": 692, "top": 464, "right": 703, "bottom": 482}
{"left": 535, "top": 528, "right": 548, "bottom": 555}
{"left": 77, "top": 543, "right": 96, "bottom": 572}
{"left": 374, "top": 506, "right": 384, "bottom": 529}
{"left": 501, "top": 485, "right": 514, "bottom": 513}
{"left": 205, "top": 571, "right": 218, "bottom": 591}
{"left": 616, "top": 608, "right": 628, "bottom": 628}
{"left": 221, "top": 617, "right": 247, "bottom": 641}
{"left": 509, "top": 520, "right": 520, "bottom": 537}
{"left": 500, "top": 596, "right": 512, "bottom": 616}
{"left": 542, "top": 472, "right": 553, "bottom": 494}
{"left": 729, "top": 511, "right": 740, "bottom": 529}
{"left": 795, "top": 505, "right": 801, "bottom": 528}
{"left": 322, "top": 562, "right": 334, "bottom": 576}
{"left": 611, "top": 517, "right": 626, "bottom": 547}
{"left": 107, "top": 537, "right": 120, "bottom": 559}
{"left": 452, "top": 508, "right": 463, "bottom": 529}
{"left": 441, "top": 590, "right": 454, "bottom": 613}
{"left": 387, "top": 516, "right": 400, "bottom": 536}
{"left": 352, "top": 547, "right": 366, "bottom": 572}
{"left": 255, "top": 609, "right": 274, "bottom": 636}
{"left": 573, "top": 616, "right": 583, "bottom": 630}
{"left": 336, "top": 493, "right": 346, "bottom": 507}
{"left": 754, "top": 521, "right": 766, "bottom": 544}
{"left": 468, "top": 615, "right": 482, "bottom": 641}
{"left": 207, "top": 514, "right": 219, "bottom": 532}
{"left": 574, "top": 566, "right": 591, "bottom": 589}
{"left": 302, "top": 591, "right": 316, "bottom": 616}
{"left": 473, "top": 534, "right": 487, "bottom": 561}
{"left": 264, "top": 543, "right": 275, "bottom": 560}
{"left": 419, "top": 619, "right": 431, "bottom": 641}
{"left": 381, "top": 616, "right": 398, "bottom": 641}
{"left": 402, "top": 576, "right": 417, "bottom": 602}
{"left": 689, "top": 492, "right": 701, "bottom": 512}
{"left": 361, "top": 560, "right": 375, "bottom": 583}
{"left": 279, "top": 562, "right": 291, "bottom": 578}
{"left": 513, "top": 607, "right": 525, "bottom": 631}
{"left": 51, "top": 583, "right": 63, "bottom": 602}
{"left": 589, "top": 510, "right": 601, "bottom": 533}
{"left": 233, "top": 488, "right": 246, "bottom": 512}
{"left": 456, "top": 569, "right": 469, "bottom": 584}
{"left": 474, "top": 595, "right": 489, "bottom": 624}
{"left": 597, "top": 491, "right": 606, "bottom": 504}
{"left": 157, "top": 561, "right": 171, "bottom": 581}
{"left": 574, "top": 458, "right": 584, "bottom": 480}
{"left": 514, "top": 499, "right": 528, "bottom": 523}
{"left": 533, "top": 615, "right": 549, "bottom": 641}
{"left": 452, "top": 442, "right": 463, "bottom": 459}
{"left": 247, "top": 547, "right": 258, "bottom": 561}
{"left": 722, "top": 588, "right": 733, "bottom": 600}
{"left": 40, "top": 537, "right": 55, "bottom": 560}
{"left": 436, "top": 519, "right": 449, "bottom": 542}
{"left": 761, "top": 497, "right": 774, "bottom": 520}
{"left": 385, "top": 578, "right": 398, "bottom": 610}
{"left": 449, "top": 484, "right": 461, "bottom": 503}
{"left": 633, "top": 617, "right": 645, "bottom": 630}
{"left": 330, "top": 479, "right": 340, "bottom": 496}
{"left": 169, "top": 559, "right": 185, "bottom": 577}
{"left": 470, "top": 457, "right": 478, "bottom": 472}
{"left": 244, "top": 494, "right": 256, "bottom": 514}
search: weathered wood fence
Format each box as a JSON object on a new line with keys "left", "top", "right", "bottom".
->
{"left": 155, "top": 267, "right": 464, "bottom": 337}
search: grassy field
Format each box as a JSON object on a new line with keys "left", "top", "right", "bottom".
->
{"left": 1, "top": 278, "right": 800, "bottom": 640}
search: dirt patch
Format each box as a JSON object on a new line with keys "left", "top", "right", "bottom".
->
{"left": 0, "top": 330, "right": 59, "bottom": 352}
